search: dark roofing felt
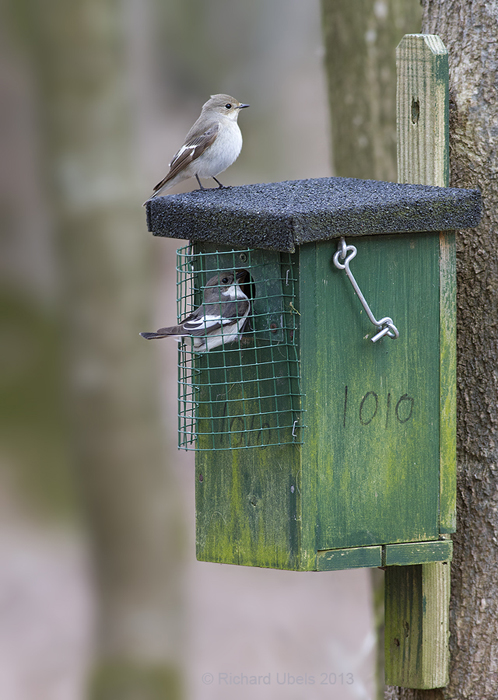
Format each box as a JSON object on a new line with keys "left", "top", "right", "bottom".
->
{"left": 145, "top": 176, "right": 481, "bottom": 252}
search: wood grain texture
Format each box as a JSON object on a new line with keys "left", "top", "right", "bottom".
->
{"left": 195, "top": 247, "right": 303, "bottom": 570}
{"left": 385, "top": 563, "right": 451, "bottom": 688}
{"left": 195, "top": 231, "right": 450, "bottom": 572}
{"left": 396, "top": 34, "right": 449, "bottom": 187}
{"left": 385, "top": 541, "right": 452, "bottom": 566}
{"left": 385, "top": 33, "right": 453, "bottom": 689}
{"left": 317, "top": 546, "right": 382, "bottom": 571}
{"left": 300, "top": 236, "right": 441, "bottom": 552}
{"left": 438, "top": 232, "right": 456, "bottom": 533}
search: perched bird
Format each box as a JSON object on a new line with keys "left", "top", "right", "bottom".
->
{"left": 144, "top": 94, "right": 249, "bottom": 201}
{"left": 140, "top": 270, "right": 250, "bottom": 352}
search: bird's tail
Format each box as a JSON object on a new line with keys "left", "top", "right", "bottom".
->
{"left": 140, "top": 325, "right": 183, "bottom": 340}
{"left": 140, "top": 331, "right": 166, "bottom": 340}
{"left": 142, "top": 192, "right": 158, "bottom": 207}
{"left": 142, "top": 172, "right": 177, "bottom": 206}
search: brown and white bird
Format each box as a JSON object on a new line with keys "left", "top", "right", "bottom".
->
{"left": 140, "top": 270, "right": 250, "bottom": 352}
{"left": 145, "top": 94, "right": 249, "bottom": 201}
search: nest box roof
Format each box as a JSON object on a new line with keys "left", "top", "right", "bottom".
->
{"left": 145, "top": 176, "right": 481, "bottom": 252}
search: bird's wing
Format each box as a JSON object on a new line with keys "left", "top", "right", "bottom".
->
{"left": 149, "top": 313, "right": 222, "bottom": 338}
{"left": 152, "top": 123, "right": 220, "bottom": 193}
{"left": 142, "top": 299, "right": 250, "bottom": 341}
{"left": 181, "top": 299, "right": 250, "bottom": 336}
{"left": 182, "top": 314, "right": 224, "bottom": 336}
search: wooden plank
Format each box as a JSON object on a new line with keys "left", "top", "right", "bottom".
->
{"left": 317, "top": 546, "right": 382, "bottom": 571}
{"left": 385, "top": 563, "right": 450, "bottom": 688}
{"left": 397, "top": 35, "right": 456, "bottom": 534}
{"left": 385, "top": 540, "right": 452, "bottom": 566}
{"left": 385, "top": 33, "right": 452, "bottom": 689}
{"left": 297, "top": 244, "right": 321, "bottom": 571}
{"left": 439, "top": 231, "right": 457, "bottom": 532}
{"left": 196, "top": 444, "right": 302, "bottom": 569}
{"left": 302, "top": 235, "right": 440, "bottom": 551}
{"left": 195, "top": 246, "right": 304, "bottom": 570}
{"left": 396, "top": 34, "right": 449, "bottom": 188}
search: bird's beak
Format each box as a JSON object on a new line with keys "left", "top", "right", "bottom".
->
{"left": 236, "top": 269, "right": 249, "bottom": 283}
{"left": 238, "top": 103, "right": 250, "bottom": 109}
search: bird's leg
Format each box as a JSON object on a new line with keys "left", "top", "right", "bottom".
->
{"left": 195, "top": 175, "right": 205, "bottom": 189}
{"left": 212, "top": 176, "right": 225, "bottom": 189}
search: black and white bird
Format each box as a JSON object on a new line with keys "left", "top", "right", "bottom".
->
{"left": 140, "top": 270, "right": 250, "bottom": 352}
{"left": 144, "top": 94, "right": 249, "bottom": 202}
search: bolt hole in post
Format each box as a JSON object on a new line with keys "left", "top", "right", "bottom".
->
{"left": 411, "top": 97, "right": 420, "bottom": 124}
{"left": 332, "top": 237, "right": 399, "bottom": 343}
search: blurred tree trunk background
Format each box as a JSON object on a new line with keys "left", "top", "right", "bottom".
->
{"left": 385, "top": 1, "right": 498, "bottom": 699}
{"left": 319, "top": 1, "right": 422, "bottom": 697}
{"left": 321, "top": 0, "right": 422, "bottom": 182}
{"left": 2, "top": 0, "right": 386, "bottom": 695}
{"left": 14, "top": 0, "right": 185, "bottom": 698}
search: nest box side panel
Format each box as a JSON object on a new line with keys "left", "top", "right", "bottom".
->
{"left": 438, "top": 231, "right": 456, "bottom": 533}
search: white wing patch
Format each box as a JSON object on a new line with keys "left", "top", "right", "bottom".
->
{"left": 170, "top": 144, "right": 196, "bottom": 168}
{"left": 184, "top": 314, "right": 232, "bottom": 331}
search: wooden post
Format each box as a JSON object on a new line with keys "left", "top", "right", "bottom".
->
{"left": 384, "top": 34, "right": 453, "bottom": 689}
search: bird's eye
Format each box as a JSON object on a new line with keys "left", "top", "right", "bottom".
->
{"left": 221, "top": 276, "right": 229, "bottom": 284}
{"left": 225, "top": 103, "right": 232, "bottom": 109}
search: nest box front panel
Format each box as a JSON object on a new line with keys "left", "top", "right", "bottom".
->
{"left": 300, "top": 233, "right": 441, "bottom": 552}
{"left": 192, "top": 246, "right": 303, "bottom": 569}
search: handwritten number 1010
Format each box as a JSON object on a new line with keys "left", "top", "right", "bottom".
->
{"left": 343, "top": 386, "right": 414, "bottom": 428}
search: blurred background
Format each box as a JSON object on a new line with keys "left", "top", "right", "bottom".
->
{"left": 0, "top": 0, "right": 421, "bottom": 698}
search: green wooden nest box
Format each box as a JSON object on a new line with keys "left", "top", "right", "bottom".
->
{"left": 146, "top": 176, "right": 480, "bottom": 572}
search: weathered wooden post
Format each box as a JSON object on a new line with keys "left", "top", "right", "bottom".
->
{"left": 384, "top": 34, "right": 453, "bottom": 690}
{"left": 144, "top": 34, "right": 479, "bottom": 689}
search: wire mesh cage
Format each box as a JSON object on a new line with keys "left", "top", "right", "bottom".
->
{"left": 176, "top": 245, "right": 303, "bottom": 451}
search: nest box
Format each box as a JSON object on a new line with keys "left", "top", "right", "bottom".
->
{"left": 145, "top": 176, "right": 480, "bottom": 572}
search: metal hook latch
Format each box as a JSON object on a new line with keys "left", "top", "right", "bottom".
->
{"left": 332, "top": 237, "right": 399, "bottom": 343}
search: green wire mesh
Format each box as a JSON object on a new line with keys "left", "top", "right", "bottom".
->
{"left": 176, "top": 245, "right": 303, "bottom": 451}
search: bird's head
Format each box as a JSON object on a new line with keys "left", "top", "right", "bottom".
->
{"left": 203, "top": 270, "right": 250, "bottom": 302}
{"left": 203, "top": 94, "right": 250, "bottom": 121}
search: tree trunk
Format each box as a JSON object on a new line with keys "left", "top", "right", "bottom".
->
{"left": 386, "top": 2, "right": 498, "bottom": 699}
{"left": 28, "top": 1, "right": 184, "bottom": 697}
{"left": 320, "top": 0, "right": 422, "bottom": 180}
